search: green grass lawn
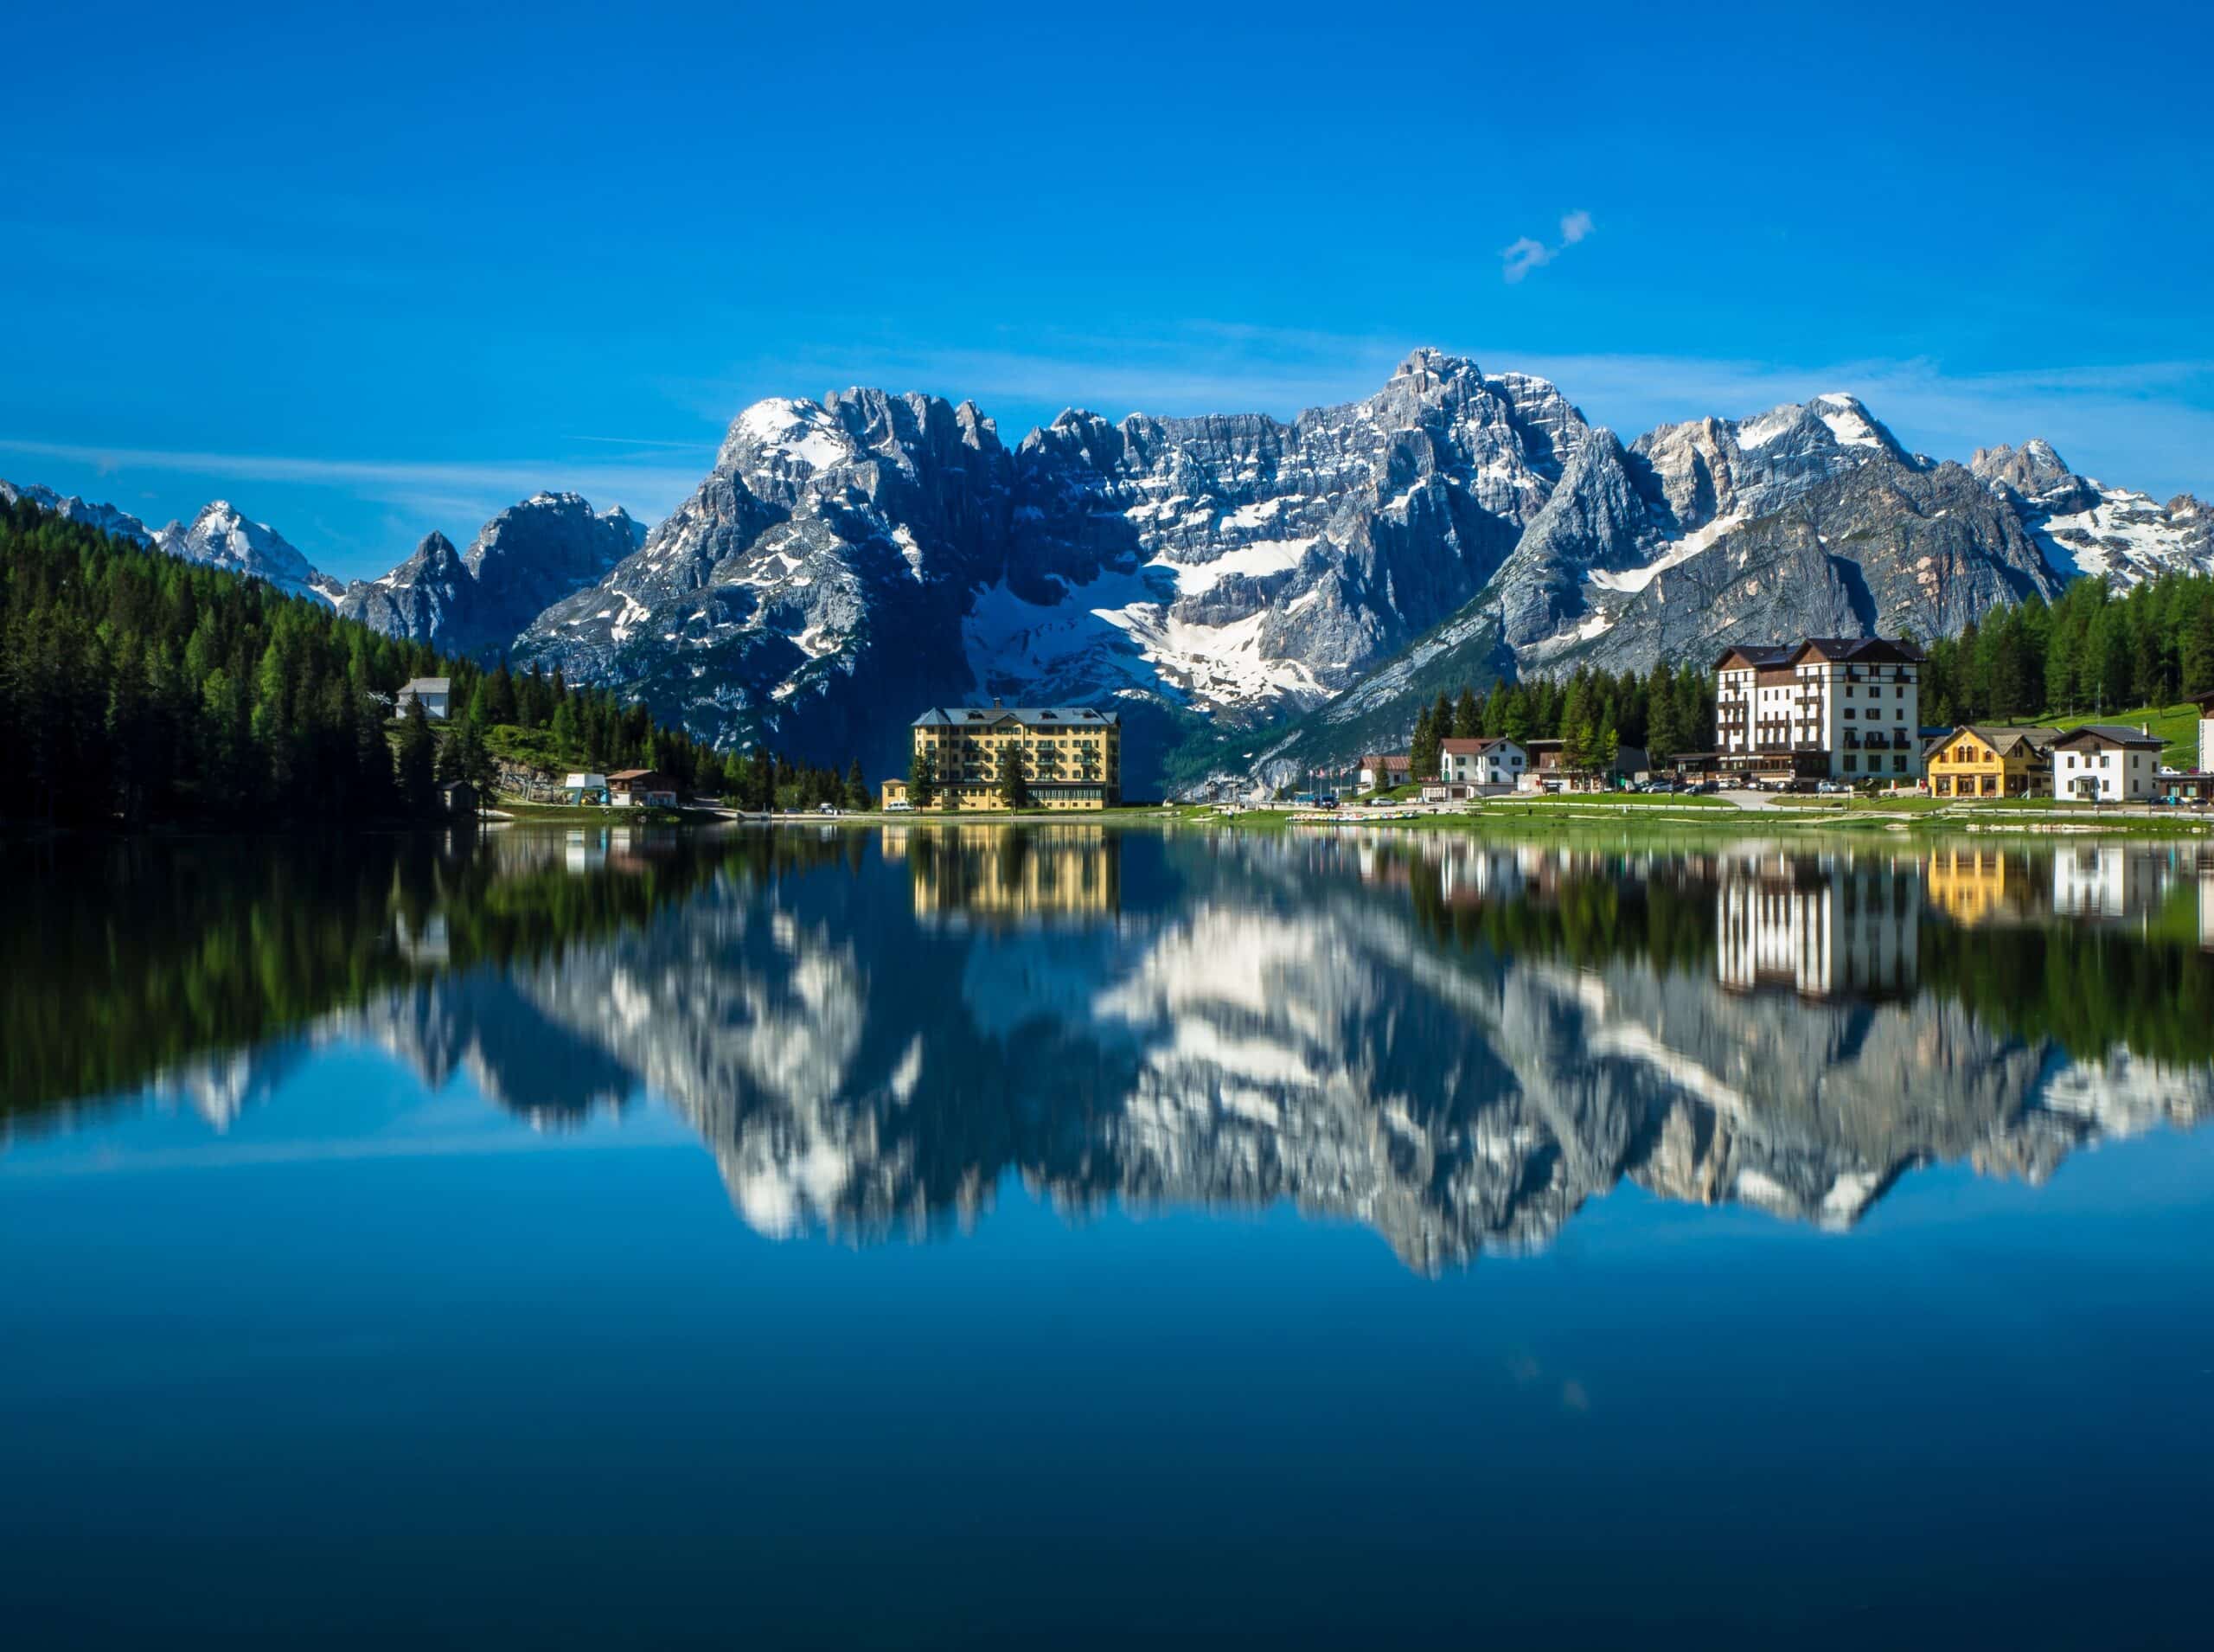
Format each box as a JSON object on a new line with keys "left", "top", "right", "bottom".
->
{"left": 2039, "top": 702, "right": 2204, "bottom": 768}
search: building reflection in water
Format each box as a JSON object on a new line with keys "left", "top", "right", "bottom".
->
{"left": 1717, "top": 851, "right": 1918, "bottom": 1000}
{"left": 903, "top": 823, "right": 1120, "bottom": 925}
{"left": 33, "top": 823, "right": 2214, "bottom": 1276}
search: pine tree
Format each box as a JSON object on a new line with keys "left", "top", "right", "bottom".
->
{"left": 1451, "top": 686, "right": 1481, "bottom": 739}
{"left": 998, "top": 741, "right": 1031, "bottom": 809}
{"left": 396, "top": 698, "right": 437, "bottom": 816}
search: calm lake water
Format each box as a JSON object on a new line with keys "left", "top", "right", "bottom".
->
{"left": 6, "top": 823, "right": 2214, "bottom": 1648}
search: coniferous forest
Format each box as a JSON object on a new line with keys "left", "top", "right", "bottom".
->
{"left": 0, "top": 497, "right": 743, "bottom": 829}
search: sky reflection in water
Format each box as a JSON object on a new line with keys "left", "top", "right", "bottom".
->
{"left": 3, "top": 824, "right": 2211, "bottom": 1647}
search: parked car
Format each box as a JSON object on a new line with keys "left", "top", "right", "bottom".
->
{"left": 1315, "top": 793, "right": 1340, "bottom": 810}
{"left": 884, "top": 799, "right": 913, "bottom": 812}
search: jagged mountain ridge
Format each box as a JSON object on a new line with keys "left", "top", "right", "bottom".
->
{"left": 12, "top": 350, "right": 2210, "bottom": 790}
{"left": 333, "top": 490, "right": 644, "bottom": 656}
{"left": 508, "top": 351, "right": 1594, "bottom": 780}
{"left": 1243, "top": 391, "right": 2197, "bottom": 789}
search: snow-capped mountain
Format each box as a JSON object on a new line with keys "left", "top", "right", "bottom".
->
{"left": 510, "top": 350, "right": 1594, "bottom": 778}
{"left": 11, "top": 347, "right": 2212, "bottom": 789}
{"left": 1972, "top": 439, "right": 2213, "bottom": 586}
{"left": 2, "top": 482, "right": 348, "bottom": 605}
{"left": 336, "top": 490, "right": 643, "bottom": 656}
{"left": 152, "top": 501, "right": 347, "bottom": 605}
{"left": 0, "top": 479, "right": 157, "bottom": 547}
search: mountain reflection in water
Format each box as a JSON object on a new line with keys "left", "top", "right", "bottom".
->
{"left": 9, "top": 823, "right": 2214, "bottom": 1271}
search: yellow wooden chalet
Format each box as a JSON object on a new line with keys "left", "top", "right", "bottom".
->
{"left": 1924, "top": 725, "right": 2059, "bottom": 799}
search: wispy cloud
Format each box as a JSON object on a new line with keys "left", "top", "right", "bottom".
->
{"left": 1502, "top": 210, "right": 1597, "bottom": 283}
{"left": 0, "top": 435, "right": 707, "bottom": 531}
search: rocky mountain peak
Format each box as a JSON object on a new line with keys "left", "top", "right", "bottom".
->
{"left": 0, "top": 478, "right": 156, "bottom": 547}
{"left": 154, "top": 499, "right": 340, "bottom": 604}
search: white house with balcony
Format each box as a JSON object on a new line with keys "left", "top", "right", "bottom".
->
{"left": 1714, "top": 638, "right": 1923, "bottom": 784}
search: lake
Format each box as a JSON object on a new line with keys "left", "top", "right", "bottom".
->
{"left": 5, "top": 822, "right": 2212, "bottom": 1648}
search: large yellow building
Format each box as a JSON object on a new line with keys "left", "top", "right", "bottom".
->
{"left": 880, "top": 703, "right": 1122, "bottom": 811}
{"left": 1925, "top": 726, "right": 2059, "bottom": 799}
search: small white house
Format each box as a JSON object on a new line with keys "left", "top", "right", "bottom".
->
{"left": 1357, "top": 753, "right": 1412, "bottom": 791}
{"left": 1437, "top": 735, "right": 1526, "bottom": 792}
{"left": 2050, "top": 726, "right": 2163, "bottom": 802}
{"left": 395, "top": 676, "right": 451, "bottom": 719}
{"left": 562, "top": 772, "right": 610, "bottom": 805}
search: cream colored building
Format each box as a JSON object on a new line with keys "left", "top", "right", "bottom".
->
{"left": 888, "top": 704, "right": 1122, "bottom": 810}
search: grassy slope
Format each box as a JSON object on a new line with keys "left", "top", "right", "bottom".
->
{"left": 2042, "top": 702, "right": 2204, "bottom": 768}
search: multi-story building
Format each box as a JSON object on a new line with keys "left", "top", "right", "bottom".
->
{"left": 2050, "top": 725, "right": 2163, "bottom": 802}
{"left": 882, "top": 703, "right": 1121, "bottom": 810}
{"left": 1713, "top": 637, "right": 1923, "bottom": 784}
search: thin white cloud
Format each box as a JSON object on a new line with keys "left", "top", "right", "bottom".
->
{"left": 0, "top": 436, "right": 705, "bottom": 528}
{"left": 1501, "top": 237, "right": 1554, "bottom": 284}
{"left": 1502, "top": 210, "right": 1596, "bottom": 282}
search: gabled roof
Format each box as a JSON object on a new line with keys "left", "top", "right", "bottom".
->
{"left": 1714, "top": 644, "right": 1796, "bottom": 670}
{"left": 1440, "top": 736, "right": 1515, "bottom": 755}
{"left": 400, "top": 676, "right": 451, "bottom": 693}
{"left": 1714, "top": 637, "right": 1924, "bottom": 670}
{"left": 607, "top": 769, "right": 673, "bottom": 783}
{"left": 2051, "top": 724, "right": 2164, "bottom": 749}
{"left": 1794, "top": 637, "right": 1925, "bottom": 665}
{"left": 912, "top": 706, "right": 1118, "bottom": 728}
{"left": 1932, "top": 726, "right": 2063, "bottom": 759}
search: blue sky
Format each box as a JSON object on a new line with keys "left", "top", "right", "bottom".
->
{"left": 3, "top": 0, "right": 2209, "bottom": 582}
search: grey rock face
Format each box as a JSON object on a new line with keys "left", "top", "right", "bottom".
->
{"left": 988, "top": 349, "right": 1585, "bottom": 714}
{"left": 1544, "top": 453, "right": 2063, "bottom": 677}
{"left": 336, "top": 490, "right": 643, "bottom": 655}
{"left": 335, "top": 532, "right": 470, "bottom": 645}
{"left": 1969, "top": 439, "right": 2212, "bottom": 586}
{"left": 509, "top": 349, "right": 1592, "bottom": 780}
{"left": 151, "top": 501, "right": 345, "bottom": 604}
{"left": 1971, "top": 438, "right": 2097, "bottom": 512}
{"left": 512, "top": 390, "right": 1015, "bottom": 771}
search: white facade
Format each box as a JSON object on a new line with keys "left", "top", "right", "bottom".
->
{"left": 395, "top": 676, "right": 451, "bottom": 719}
{"left": 2201, "top": 706, "right": 2213, "bottom": 775}
{"left": 1437, "top": 738, "right": 1526, "bottom": 791}
{"left": 1716, "top": 859, "right": 1918, "bottom": 999}
{"left": 1715, "top": 642, "right": 1922, "bottom": 782}
{"left": 2052, "top": 732, "right": 2160, "bottom": 802}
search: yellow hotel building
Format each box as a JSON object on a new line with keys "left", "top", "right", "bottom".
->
{"left": 881, "top": 703, "right": 1122, "bottom": 811}
{"left": 1924, "top": 726, "right": 2059, "bottom": 799}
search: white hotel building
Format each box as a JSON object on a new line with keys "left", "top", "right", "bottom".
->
{"left": 1714, "top": 638, "right": 1923, "bottom": 784}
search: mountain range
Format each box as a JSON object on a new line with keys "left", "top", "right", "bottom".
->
{"left": 10, "top": 348, "right": 2211, "bottom": 790}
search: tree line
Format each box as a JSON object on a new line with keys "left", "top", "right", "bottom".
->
{"left": 1916, "top": 573, "right": 2214, "bottom": 726}
{"left": 0, "top": 497, "right": 734, "bottom": 828}
{"left": 1400, "top": 663, "right": 1719, "bottom": 784}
